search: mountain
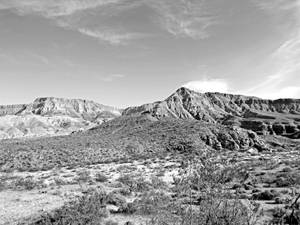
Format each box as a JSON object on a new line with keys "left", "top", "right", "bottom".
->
{"left": 0, "top": 97, "right": 122, "bottom": 140}
{"left": 5, "top": 89, "right": 298, "bottom": 171}
{"left": 123, "top": 87, "right": 300, "bottom": 137}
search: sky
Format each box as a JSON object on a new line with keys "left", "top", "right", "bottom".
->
{"left": 0, "top": 0, "right": 299, "bottom": 108}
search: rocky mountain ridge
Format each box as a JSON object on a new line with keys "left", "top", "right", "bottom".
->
{"left": 123, "top": 87, "right": 300, "bottom": 137}
{"left": 1, "top": 89, "right": 300, "bottom": 141}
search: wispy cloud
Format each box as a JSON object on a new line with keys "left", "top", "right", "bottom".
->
{"left": 0, "top": 0, "right": 122, "bottom": 17}
{"left": 146, "top": 0, "right": 216, "bottom": 39}
{"left": 78, "top": 28, "right": 147, "bottom": 45}
{"left": 0, "top": 0, "right": 216, "bottom": 42}
{"left": 0, "top": 0, "right": 146, "bottom": 45}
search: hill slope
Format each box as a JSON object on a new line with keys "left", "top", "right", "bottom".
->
{"left": 123, "top": 87, "right": 300, "bottom": 137}
{"left": 0, "top": 115, "right": 267, "bottom": 171}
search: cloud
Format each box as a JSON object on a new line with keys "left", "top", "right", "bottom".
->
{"left": 0, "top": 0, "right": 216, "bottom": 42}
{"left": 253, "top": 0, "right": 300, "bottom": 13}
{"left": 0, "top": 0, "right": 122, "bottom": 17}
{"left": 277, "top": 87, "right": 300, "bottom": 98}
{"left": 243, "top": 0, "right": 300, "bottom": 99}
{"left": 78, "top": 28, "right": 147, "bottom": 45}
{"left": 0, "top": 0, "right": 145, "bottom": 45}
{"left": 183, "top": 79, "right": 229, "bottom": 93}
{"left": 244, "top": 30, "right": 300, "bottom": 99}
{"left": 247, "top": 85, "right": 300, "bottom": 99}
{"left": 146, "top": 0, "right": 216, "bottom": 39}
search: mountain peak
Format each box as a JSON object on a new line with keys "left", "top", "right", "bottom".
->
{"left": 175, "top": 86, "right": 193, "bottom": 94}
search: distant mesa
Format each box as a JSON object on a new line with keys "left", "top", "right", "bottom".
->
{"left": 0, "top": 97, "right": 122, "bottom": 140}
{"left": 1, "top": 97, "right": 121, "bottom": 119}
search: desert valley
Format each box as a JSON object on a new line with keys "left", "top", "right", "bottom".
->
{"left": 0, "top": 87, "right": 300, "bottom": 225}
{"left": 1, "top": 1, "right": 300, "bottom": 224}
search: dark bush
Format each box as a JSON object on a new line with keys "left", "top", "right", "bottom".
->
{"left": 29, "top": 189, "right": 108, "bottom": 225}
{"left": 95, "top": 172, "right": 108, "bottom": 182}
{"left": 252, "top": 190, "right": 280, "bottom": 201}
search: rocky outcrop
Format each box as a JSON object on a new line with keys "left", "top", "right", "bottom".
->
{"left": 123, "top": 87, "right": 300, "bottom": 138}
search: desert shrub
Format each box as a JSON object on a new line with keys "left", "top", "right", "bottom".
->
{"left": 95, "top": 172, "right": 108, "bottom": 182}
{"left": 150, "top": 176, "right": 167, "bottom": 189}
{"left": 117, "top": 174, "right": 133, "bottom": 186}
{"left": 107, "top": 192, "right": 127, "bottom": 208}
{"left": 54, "top": 177, "right": 67, "bottom": 186}
{"left": 105, "top": 220, "right": 118, "bottom": 225}
{"left": 164, "top": 152, "right": 261, "bottom": 225}
{"left": 275, "top": 176, "right": 293, "bottom": 187}
{"left": 118, "top": 202, "right": 137, "bottom": 214}
{"left": 116, "top": 165, "right": 137, "bottom": 173}
{"left": 29, "top": 189, "right": 108, "bottom": 225}
{"left": 117, "top": 174, "right": 150, "bottom": 192}
{"left": 76, "top": 169, "right": 91, "bottom": 183}
{"left": 147, "top": 197, "right": 258, "bottom": 225}
{"left": 275, "top": 196, "right": 291, "bottom": 204}
{"left": 134, "top": 190, "right": 172, "bottom": 215}
{"left": 175, "top": 200, "right": 254, "bottom": 225}
{"left": 0, "top": 174, "right": 11, "bottom": 191}
{"left": 13, "top": 176, "right": 42, "bottom": 190}
{"left": 271, "top": 194, "right": 300, "bottom": 225}
{"left": 117, "top": 187, "right": 131, "bottom": 196}
{"left": 0, "top": 181, "right": 5, "bottom": 191}
{"left": 252, "top": 190, "right": 280, "bottom": 201}
{"left": 156, "top": 170, "right": 165, "bottom": 177}
{"left": 124, "top": 222, "right": 134, "bottom": 225}
{"left": 282, "top": 167, "right": 293, "bottom": 173}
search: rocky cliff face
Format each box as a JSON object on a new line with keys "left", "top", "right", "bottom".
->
{"left": 0, "top": 97, "right": 122, "bottom": 140}
{"left": 123, "top": 87, "right": 300, "bottom": 137}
